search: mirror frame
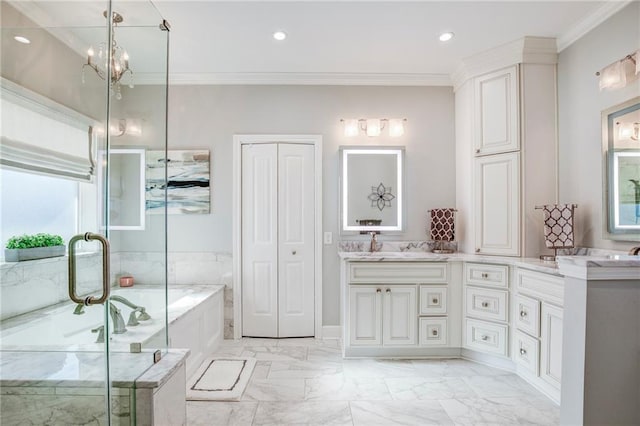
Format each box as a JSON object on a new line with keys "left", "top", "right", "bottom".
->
{"left": 98, "top": 148, "right": 146, "bottom": 231}
{"left": 602, "top": 96, "right": 640, "bottom": 241}
{"left": 340, "top": 146, "right": 405, "bottom": 234}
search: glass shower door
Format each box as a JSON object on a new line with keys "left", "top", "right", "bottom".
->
{"left": 0, "top": 0, "right": 169, "bottom": 424}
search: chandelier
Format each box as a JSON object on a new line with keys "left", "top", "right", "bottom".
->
{"left": 82, "top": 11, "right": 133, "bottom": 100}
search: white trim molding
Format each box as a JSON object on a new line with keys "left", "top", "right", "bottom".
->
{"left": 232, "top": 134, "right": 323, "bottom": 339}
{"left": 321, "top": 326, "right": 342, "bottom": 340}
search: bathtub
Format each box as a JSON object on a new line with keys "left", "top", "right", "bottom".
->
{"left": 0, "top": 285, "right": 223, "bottom": 378}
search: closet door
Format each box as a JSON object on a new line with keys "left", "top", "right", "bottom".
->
{"left": 278, "top": 144, "right": 315, "bottom": 337}
{"left": 242, "top": 144, "right": 278, "bottom": 337}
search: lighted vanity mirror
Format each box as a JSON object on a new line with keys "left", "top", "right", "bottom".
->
{"left": 98, "top": 148, "right": 146, "bottom": 230}
{"left": 340, "top": 146, "right": 405, "bottom": 233}
{"left": 603, "top": 96, "right": 640, "bottom": 241}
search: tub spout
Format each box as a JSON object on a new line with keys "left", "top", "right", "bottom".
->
{"left": 73, "top": 304, "right": 85, "bottom": 315}
{"left": 110, "top": 295, "right": 143, "bottom": 311}
{"left": 109, "top": 303, "right": 127, "bottom": 334}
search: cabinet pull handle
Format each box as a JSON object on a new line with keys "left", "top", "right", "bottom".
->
{"left": 386, "top": 288, "right": 391, "bottom": 293}
{"left": 432, "top": 329, "right": 438, "bottom": 336}
{"left": 376, "top": 288, "right": 382, "bottom": 293}
{"left": 520, "top": 348, "right": 526, "bottom": 355}
{"left": 481, "top": 273, "right": 489, "bottom": 279}
{"left": 520, "top": 310, "right": 527, "bottom": 317}
{"left": 475, "top": 248, "right": 480, "bottom": 253}
{"left": 475, "top": 149, "right": 480, "bottom": 154}
{"left": 481, "top": 301, "right": 489, "bottom": 308}
{"left": 481, "top": 335, "right": 489, "bottom": 341}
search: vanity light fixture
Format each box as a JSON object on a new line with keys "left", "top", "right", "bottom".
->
{"left": 340, "top": 118, "right": 407, "bottom": 138}
{"left": 597, "top": 51, "right": 638, "bottom": 91}
{"left": 273, "top": 31, "right": 287, "bottom": 41}
{"left": 13, "top": 35, "right": 31, "bottom": 44}
{"left": 82, "top": 11, "right": 133, "bottom": 100}
{"left": 439, "top": 32, "right": 454, "bottom": 42}
{"left": 618, "top": 121, "right": 639, "bottom": 141}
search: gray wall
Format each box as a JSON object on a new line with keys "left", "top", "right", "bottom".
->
{"left": 557, "top": 2, "right": 640, "bottom": 251}
{"left": 118, "top": 85, "right": 455, "bottom": 325}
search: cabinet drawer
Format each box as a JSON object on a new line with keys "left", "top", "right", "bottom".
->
{"left": 465, "top": 319, "right": 508, "bottom": 356}
{"left": 419, "top": 285, "right": 447, "bottom": 315}
{"left": 349, "top": 262, "right": 447, "bottom": 284}
{"left": 464, "top": 263, "right": 509, "bottom": 288}
{"left": 419, "top": 318, "right": 448, "bottom": 346}
{"left": 515, "top": 295, "right": 540, "bottom": 337}
{"left": 515, "top": 330, "right": 539, "bottom": 375}
{"left": 465, "top": 287, "right": 508, "bottom": 323}
{"left": 515, "top": 268, "right": 564, "bottom": 306}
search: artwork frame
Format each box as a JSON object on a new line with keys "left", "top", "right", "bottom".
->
{"left": 146, "top": 150, "right": 210, "bottom": 215}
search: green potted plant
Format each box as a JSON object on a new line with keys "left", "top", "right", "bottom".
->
{"left": 4, "top": 233, "right": 65, "bottom": 262}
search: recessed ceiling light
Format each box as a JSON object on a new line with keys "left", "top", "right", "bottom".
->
{"left": 439, "top": 32, "right": 454, "bottom": 42}
{"left": 14, "top": 35, "right": 31, "bottom": 44}
{"left": 273, "top": 31, "right": 287, "bottom": 41}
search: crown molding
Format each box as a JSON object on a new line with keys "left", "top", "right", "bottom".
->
{"left": 557, "top": 0, "right": 633, "bottom": 52}
{"left": 451, "top": 36, "right": 557, "bottom": 92}
{"left": 134, "top": 72, "right": 452, "bottom": 86}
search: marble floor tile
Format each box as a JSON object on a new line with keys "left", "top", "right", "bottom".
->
{"left": 385, "top": 376, "right": 477, "bottom": 400}
{"left": 350, "top": 400, "right": 454, "bottom": 425}
{"left": 305, "top": 374, "right": 391, "bottom": 401}
{"left": 461, "top": 374, "right": 540, "bottom": 398}
{"left": 241, "top": 345, "right": 308, "bottom": 361}
{"left": 251, "top": 361, "right": 272, "bottom": 380}
{"left": 242, "top": 378, "right": 306, "bottom": 401}
{"left": 239, "top": 337, "right": 280, "bottom": 347}
{"left": 269, "top": 360, "right": 343, "bottom": 379}
{"left": 411, "top": 359, "right": 511, "bottom": 378}
{"left": 186, "top": 401, "right": 258, "bottom": 426}
{"left": 307, "top": 345, "right": 344, "bottom": 361}
{"left": 342, "top": 359, "right": 416, "bottom": 378}
{"left": 439, "top": 396, "right": 560, "bottom": 425}
{"left": 277, "top": 338, "right": 340, "bottom": 348}
{"left": 253, "top": 401, "right": 352, "bottom": 425}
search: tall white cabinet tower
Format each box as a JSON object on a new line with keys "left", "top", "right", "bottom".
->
{"left": 454, "top": 37, "right": 559, "bottom": 257}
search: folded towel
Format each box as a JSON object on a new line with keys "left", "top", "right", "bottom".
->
{"left": 430, "top": 208, "right": 455, "bottom": 242}
{"left": 542, "top": 204, "right": 575, "bottom": 249}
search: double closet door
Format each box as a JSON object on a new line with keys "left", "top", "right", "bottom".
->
{"left": 242, "top": 143, "right": 315, "bottom": 337}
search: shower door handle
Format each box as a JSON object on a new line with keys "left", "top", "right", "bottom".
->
{"left": 69, "top": 232, "right": 111, "bottom": 306}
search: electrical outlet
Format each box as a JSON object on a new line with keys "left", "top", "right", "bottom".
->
{"left": 323, "top": 232, "right": 332, "bottom": 245}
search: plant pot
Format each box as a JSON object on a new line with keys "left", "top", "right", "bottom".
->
{"left": 4, "top": 245, "right": 66, "bottom": 262}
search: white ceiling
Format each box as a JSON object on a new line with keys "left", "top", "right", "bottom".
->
{"left": 10, "top": 1, "right": 630, "bottom": 85}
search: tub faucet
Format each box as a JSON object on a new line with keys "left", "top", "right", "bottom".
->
{"left": 92, "top": 325, "right": 105, "bottom": 343}
{"left": 73, "top": 304, "right": 85, "bottom": 315}
{"left": 110, "top": 295, "right": 150, "bottom": 323}
{"left": 109, "top": 303, "right": 127, "bottom": 334}
{"left": 629, "top": 246, "right": 640, "bottom": 256}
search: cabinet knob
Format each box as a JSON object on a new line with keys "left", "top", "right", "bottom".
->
{"left": 481, "top": 335, "right": 489, "bottom": 341}
{"left": 432, "top": 329, "right": 438, "bottom": 336}
{"left": 475, "top": 149, "right": 480, "bottom": 154}
{"left": 475, "top": 248, "right": 480, "bottom": 253}
{"left": 376, "top": 288, "right": 382, "bottom": 293}
{"left": 481, "top": 273, "right": 489, "bottom": 279}
{"left": 520, "top": 348, "right": 527, "bottom": 355}
{"left": 292, "top": 250, "right": 297, "bottom": 255}
{"left": 386, "top": 288, "right": 391, "bottom": 293}
{"left": 432, "top": 298, "right": 439, "bottom": 304}
{"left": 481, "top": 301, "right": 489, "bottom": 308}
{"left": 520, "top": 310, "right": 527, "bottom": 317}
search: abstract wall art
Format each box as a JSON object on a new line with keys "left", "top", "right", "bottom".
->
{"left": 146, "top": 150, "right": 210, "bottom": 214}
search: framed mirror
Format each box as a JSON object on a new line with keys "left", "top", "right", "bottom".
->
{"left": 98, "top": 148, "right": 146, "bottom": 230}
{"left": 602, "top": 97, "right": 640, "bottom": 240}
{"left": 340, "top": 146, "right": 405, "bottom": 233}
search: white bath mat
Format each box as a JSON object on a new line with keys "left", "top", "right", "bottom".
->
{"left": 186, "top": 357, "right": 256, "bottom": 401}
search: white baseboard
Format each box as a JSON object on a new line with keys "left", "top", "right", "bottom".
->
{"left": 321, "top": 326, "right": 342, "bottom": 339}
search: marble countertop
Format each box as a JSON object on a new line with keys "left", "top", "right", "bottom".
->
{"left": 0, "top": 349, "right": 189, "bottom": 388}
{"left": 338, "top": 251, "right": 562, "bottom": 275}
{"left": 557, "top": 255, "right": 640, "bottom": 280}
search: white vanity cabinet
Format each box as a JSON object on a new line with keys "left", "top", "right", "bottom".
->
{"left": 514, "top": 267, "right": 564, "bottom": 403}
{"left": 343, "top": 261, "right": 458, "bottom": 357}
{"left": 463, "top": 262, "right": 510, "bottom": 357}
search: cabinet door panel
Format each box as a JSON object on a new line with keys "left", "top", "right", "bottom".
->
{"left": 349, "top": 287, "right": 382, "bottom": 346}
{"left": 540, "top": 303, "right": 563, "bottom": 390}
{"left": 474, "top": 66, "right": 519, "bottom": 155}
{"left": 474, "top": 152, "right": 520, "bottom": 256}
{"left": 383, "top": 286, "right": 417, "bottom": 346}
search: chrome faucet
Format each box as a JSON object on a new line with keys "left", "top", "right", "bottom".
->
{"left": 109, "top": 303, "right": 127, "bottom": 334}
{"left": 369, "top": 232, "right": 379, "bottom": 252}
{"left": 629, "top": 246, "right": 640, "bottom": 255}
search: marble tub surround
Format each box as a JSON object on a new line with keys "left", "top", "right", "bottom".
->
{"left": 186, "top": 337, "right": 560, "bottom": 425}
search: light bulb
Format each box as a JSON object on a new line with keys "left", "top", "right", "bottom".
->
{"left": 439, "top": 32, "right": 454, "bottom": 42}
{"left": 87, "top": 47, "right": 94, "bottom": 57}
{"left": 14, "top": 35, "right": 31, "bottom": 44}
{"left": 388, "top": 119, "right": 405, "bottom": 137}
{"left": 366, "top": 119, "right": 382, "bottom": 137}
{"left": 343, "top": 119, "right": 359, "bottom": 137}
{"left": 273, "top": 31, "right": 287, "bottom": 41}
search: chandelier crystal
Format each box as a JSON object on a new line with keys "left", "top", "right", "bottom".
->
{"left": 82, "top": 11, "right": 133, "bottom": 100}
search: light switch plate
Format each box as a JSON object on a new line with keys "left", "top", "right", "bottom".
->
{"left": 323, "top": 232, "right": 332, "bottom": 245}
